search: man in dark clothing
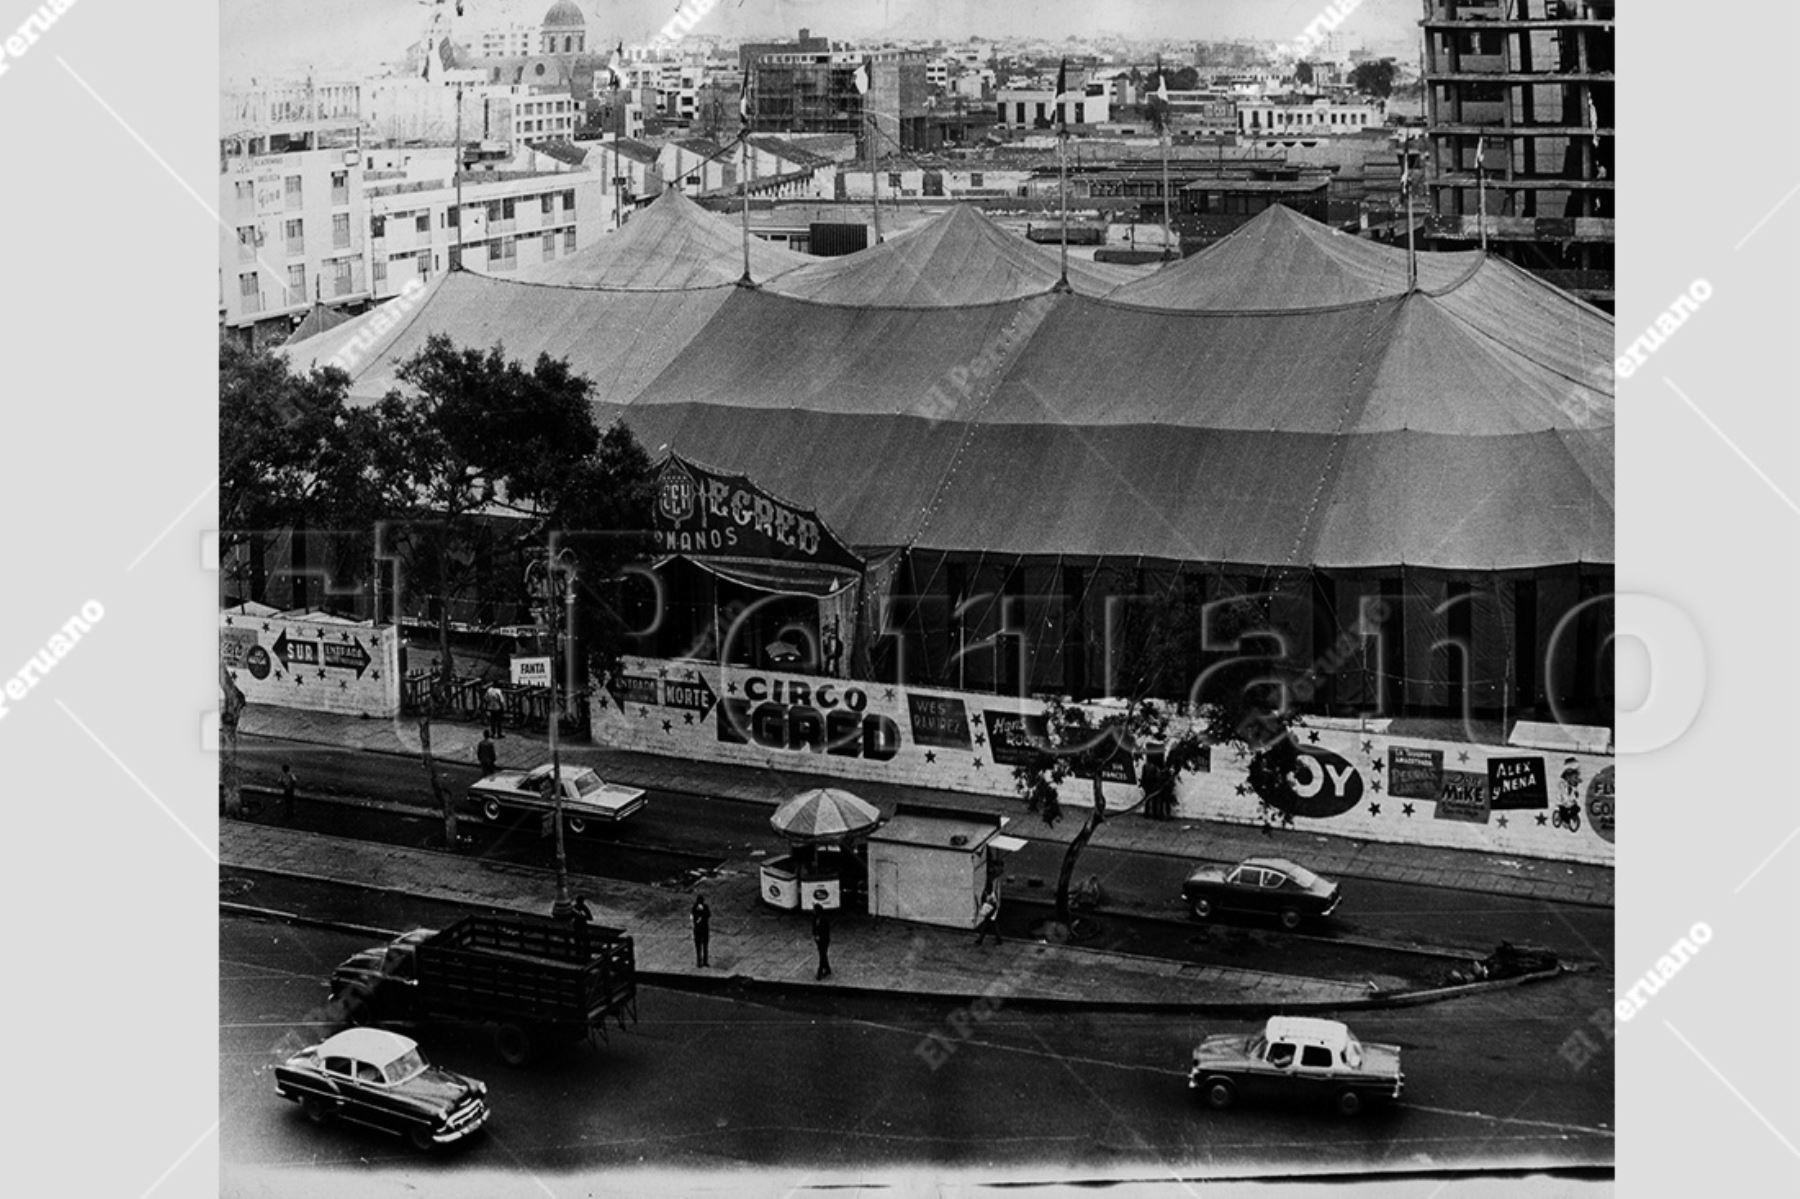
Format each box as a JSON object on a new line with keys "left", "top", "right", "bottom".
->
{"left": 278, "top": 764, "right": 298, "bottom": 822}
{"left": 476, "top": 733, "right": 498, "bottom": 776}
{"left": 812, "top": 907, "right": 832, "bottom": 979}
{"left": 973, "top": 885, "right": 1001, "bottom": 946}
{"left": 691, "top": 895, "right": 711, "bottom": 967}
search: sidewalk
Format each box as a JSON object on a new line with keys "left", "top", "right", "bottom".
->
{"left": 239, "top": 705, "right": 1614, "bottom": 908}
{"left": 221, "top": 821, "right": 1382, "bottom": 1011}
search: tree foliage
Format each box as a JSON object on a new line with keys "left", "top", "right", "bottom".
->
{"left": 1349, "top": 59, "right": 1397, "bottom": 98}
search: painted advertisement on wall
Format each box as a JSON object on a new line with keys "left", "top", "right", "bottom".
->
{"left": 220, "top": 612, "right": 401, "bottom": 718}
{"left": 588, "top": 656, "right": 1616, "bottom": 866}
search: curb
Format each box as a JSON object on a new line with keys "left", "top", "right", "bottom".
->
{"left": 237, "top": 726, "right": 1615, "bottom": 909}
{"left": 220, "top": 872, "right": 1573, "bottom": 1016}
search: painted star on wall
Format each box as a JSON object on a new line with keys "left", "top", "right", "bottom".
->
{"left": 883, "top": 688, "right": 896, "bottom": 701}
{"left": 924, "top": 750, "right": 937, "bottom": 763}
{"left": 1360, "top": 739, "right": 1374, "bottom": 754}
{"left": 1457, "top": 751, "right": 1471, "bottom": 764}
{"left": 973, "top": 732, "right": 986, "bottom": 747}
{"left": 661, "top": 720, "right": 673, "bottom": 733}
{"left": 1306, "top": 730, "right": 1320, "bottom": 743}
{"left": 1401, "top": 803, "right": 1414, "bottom": 817}
{"left": 1234, "top": 783, "right": 1249, "bottom": 797}
{"left": 1496, "top": 815, "right": 1509, "bottom": 828}
{"left": 683, "top": 712, "right": 694, "bottom": 725}
{"left": 1536, "top": 812, "right": 1549, "bottom": 826}
{"left": 1368, "top": 803, "right": 1381, "bottom": 816}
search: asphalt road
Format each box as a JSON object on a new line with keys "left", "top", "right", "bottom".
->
{"left": 221, "top": 914, "right": 1613, "bottom": 1189}
{"left": 238, "top": 737, "right": 1614, "bottom": 965}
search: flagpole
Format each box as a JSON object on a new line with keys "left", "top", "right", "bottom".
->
{"left": 739, "top": 132, "right": 752, "bottom": 285}
{"left": 1475, "top": 136, "right": 1488, "bottom": 254}
{"left": 867, "top": 108, "right": 883, "bottom": 245}
{"left": 1403, "top": 133, "right": 1417, "bottom": 291}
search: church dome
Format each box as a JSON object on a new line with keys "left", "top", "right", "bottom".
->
{"left": 541, "top": 1, "right": 586, "bottom": 29}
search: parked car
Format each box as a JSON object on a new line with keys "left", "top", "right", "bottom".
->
{"left": 274, "top": 1027, "right": 490, "bottom": 1149}
{"left": 468, "top": 763, "right": 646, "bottom": 832}
{"left": 1181, "top": 856, "right": 1341, "bottom": 929}
{"left": 1188, "top": 1016, "right": 1403, "bottom": 1116}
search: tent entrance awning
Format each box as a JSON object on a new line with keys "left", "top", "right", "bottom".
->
{"left": 658, "top": 555, "right": 860, "bottom": 598}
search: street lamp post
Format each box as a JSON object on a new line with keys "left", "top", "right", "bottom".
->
{"left": 528, "top": 550, "right": 578, "bottom": 918}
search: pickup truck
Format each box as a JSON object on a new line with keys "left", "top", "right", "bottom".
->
{"left": 468, "top": 764, "right": 647, "bottom": 832}
{"left": 328, "top": 913, "right": 639, "bottom": 1066}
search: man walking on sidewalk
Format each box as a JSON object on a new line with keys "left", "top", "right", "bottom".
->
{"left": 277, "top": 764, "right": 298, "bottom": 823}
{"left": 812, "top": 907, "right": 833, "bottom": 979}
{"left": 476, "top": 732, "right": 498, "bottom": 776}
{"left": 483, "top": 683, "right": 506, "bottom": 738}
{"left": 973, "top": 884, "right": 1001, "bottom": 946}
{"left": 691, "top": 895, "right": 711, "bottom": 967}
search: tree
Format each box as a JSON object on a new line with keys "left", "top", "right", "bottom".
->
{"left": 376, "top": 334, "right": 604, "bottom": 689}
{"left": 1349, "top": 59, "right": 1397, "bottom": 98}
{"left": 220, "top": 339, "right": 392, "bottom": 604}
{"left": 1014, "top": 697, "right": 1210, "bottom": 931}
{"left": 1294, "top": 60, "right": 1315, "bottom": 86}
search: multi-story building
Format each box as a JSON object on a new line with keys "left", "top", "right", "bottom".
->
{"left": 1237, "top": 96, "right": 1383, "bottom": 137}
{"left": 738, "top": 27, "right": 832, "bottom": 74}
{"left": 477, "top": 23, "right": 537, "bottom": 60}
{"left": 365, "top": 75, "right": 578, "bottom": 149}
{"left": 748, "top": 50, "right": 934, "bottom": 152}
{"left": 362, "top": 164, "right": 609, "bottom": 299}
{"left": 219, "top": 85, "right": 369, "bottom": 345}
{"left": 1419, "top": 0, "right": 1614, "bottom": 308}
{"left": 994, "top": 80, "right": 1112, "bottom": 129}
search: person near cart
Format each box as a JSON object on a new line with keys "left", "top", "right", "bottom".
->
{"left": 476, "top": 732, "right": 498, "bottom": 776}
{"left": 691, "top": 895, "right": 712, "bottom": 967}
{"left": 483, "top": 683, "right": 506, "bottom": 738}
{"left": 973, "top": 885, "right": 1001, "bottom": 946}
{"left": 812, "top": 907, "right": 833, "bottom": 979}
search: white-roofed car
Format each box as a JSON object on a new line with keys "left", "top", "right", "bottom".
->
{"left": 274, "top": 1027, "right": 490, "bottom": 1150}
{"left": 1188, "top": 1016, "right": 1403, "bottom": 1117}
{"left": 1180, "top": 856, "right": 1341, "bottom": 930}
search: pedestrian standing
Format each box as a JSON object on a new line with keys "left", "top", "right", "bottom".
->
{"left": 483, "top": 683, "right": 506, "bottom": 738}
{"left": 811, "top": 907, "right": 833, "bottom": 979}
{"left": 691, "top": 895, "right": 711, "bottom": 967}
{"left": 278, "top": 763, "right": 298, "bottom": 822}
{"left": 476, "top": 732, "right": 498, "bottom": 776}
{"left": 973, "top": 885, "right": 1001, "bottom": 946}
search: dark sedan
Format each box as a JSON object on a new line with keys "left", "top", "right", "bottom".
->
{"left": 274, "top": 1027, "right": 489, "bottom": 1150}
{"left": 1181, "top": 856, "right": 1341, "bottom": 930}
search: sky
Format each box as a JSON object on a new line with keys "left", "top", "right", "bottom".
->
{"left": 222, "top": 0, "right": 1420, "bottom": 84}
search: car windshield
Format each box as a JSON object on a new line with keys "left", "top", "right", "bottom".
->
{"left": 1283, "top": 863, "right": 1322, "bottom": 888}
{"left": 383, "top": 1048, "right": 426, "bottom": 1085}
{"left": 574, "top": 772, "right": 604, "bottom": 797}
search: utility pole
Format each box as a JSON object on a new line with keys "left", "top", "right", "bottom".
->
{"left": 453, "top": 82, "right": 465, "bottom": 270}
{"left": 529, "top": 550, "right": 577, "bottom": 918}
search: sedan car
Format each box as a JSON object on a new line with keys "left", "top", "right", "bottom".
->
{"left": 1181, "top": 856, "right": 1341, "bottom": 929}
{"left": 274, "top": 1027, "right": 490, "bottom": 1150}
{"left": 1189, "top": 1016, "right": 1403, "bottom": 1116}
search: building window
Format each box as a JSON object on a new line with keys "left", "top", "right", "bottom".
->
{"left": 239, "top": 272, "right": 259, "bottom": 298}
{"left": 541, "top": 230, "right": 556, "bottom": 257}
{"left": 1074, "top": 103, "right": 1084, "bottom": 124}
{"left": 563, "top": 228, "right": 576, "bottom": 252}
{"left": 487, "top": 200, "right": 502, "bottom": 222}
{"left": 287, "top": 264, "right": 306, "bottom": 305}
{"left": 236, "top": 226, "right": 257, "bottom": 262}
{"left": 284, "top": 218, "right": 304, "bottom": 255}
{"left": 235, "top": 180, "right": 255, "bottom": 215}
{"left": 502, "top": 197, "right": 516, "bottom": 219}
{"left": 448, "top": 206, "right": 460, "bottom": 228}
{"left": 332, "top": 212, "right": 351, "bottom": 249}
{"left": 888, "top": 172, "right": 902, "bottom": 190}
{"left": 970, "top": 172, "right": 984, "bottom": 188}
{"left": 285, "top": 175, "right": 303, "bottom": 210}
{"left": 371, "top": 214, "right": 386, "bottom": 238}
{"left": 373, "top": 257, "right": 387, "bottom": 288}
{"left": 541, "top": 193, "right": 555, "bottom": 215}
{"left": 415, "top": 212, "right": 430, "bottom": 234}
{"left": 330, "top": 170, "right": 349, "bottom": 205}
{"left": 562, "top": 189, "right": 575, "bottom": 209}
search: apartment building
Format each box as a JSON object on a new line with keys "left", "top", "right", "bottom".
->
{"left": 748, "top": 50, "right": 934, "bottom": 152}
{"left": 219, "top": 87, "right": 369, "bottom": 343}
{"left": 995, "top": 81, "right": 1112, "bottom": 129}
{"left": 1237, "top": 96, "right": 1384, "bottom": 137}
{"left": 1420, "top": 0, "right": 1614, "bottom": 307}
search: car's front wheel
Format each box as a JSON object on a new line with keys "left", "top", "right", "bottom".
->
{"left": 301, "top": 1095, "right": 333, "bottom": 1125}
{"left": 1279, "top": 908, "right": 1303, "bottom": 932}
{"left": 409, "top": 1125, "right": 439, "bottom": 1152}
{"left": 1202, "top": 1077, "right": 1237, "bottom": 1109}
{"left": 1190, "top": 896, "right": 1214, "bottom": 920}
{"left": 1335, "top": 1089, "right": 1365, "bottom": 1117}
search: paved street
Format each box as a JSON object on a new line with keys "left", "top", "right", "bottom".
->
{"left": 222, "top": 915, "right": 1613, "bottom": 1189}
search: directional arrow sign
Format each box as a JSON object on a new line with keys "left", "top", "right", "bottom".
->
{"left": 321, "top": 637, "right": 372, "bottom": 677}
{"left": 605, "top": 673, "right": 659, "bottom": 712}
{"left": 271, "top": 630, "right": 320, "bottom": 669}
{"left": 662, "top": 672, "right": 717, "bottom": 721}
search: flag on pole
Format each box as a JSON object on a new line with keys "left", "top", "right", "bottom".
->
{"left": 739, "top": 70, "right": 751, "bottom": 130}
{"left": 1155, "top": 59, "right": 1169, "bottom": 105}
{"left": 608, "top": 42, "right": 624, "bottom": 90}
{"left": 854, "top": 61, "right": 869, "bottom": 95}
{"left": 1586, "top": 92, "right": 1600, "bottom": 147}
{"left": 421, "top": 39, "right": 434, "bottom": 81}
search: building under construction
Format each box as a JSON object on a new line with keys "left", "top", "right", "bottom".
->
{"left": 748, "top": 50, "right": 934, "bottom": 153}
{"left": 1419, "top": 0, "right": 1614, "bottom": 310}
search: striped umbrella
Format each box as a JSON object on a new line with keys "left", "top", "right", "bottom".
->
{"left": 769, "top": 788, "right": 883, "bottom": 843}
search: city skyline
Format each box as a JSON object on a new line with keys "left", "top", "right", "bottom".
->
{"left": 223, "top": 0, "right": 1420, "bottom": 85}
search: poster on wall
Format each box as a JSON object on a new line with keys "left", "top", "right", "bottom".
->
{"left": 1487, "top": 756, "right": 1549, "bottom": 810}
{"left": 1387, "top": 747, "right": 1443, "bottom": 800}
{"left": 907, "top": 693, "right": 973, "bottom": 750}
{"left": 980, "top": 710, "right": 1136, "bottom": 784}
{"left": 1586, "top": 765, "right": 1615, "bottom": 843}
{"left": 1435, "top": 770, "right": 1491, "bottom": 823}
